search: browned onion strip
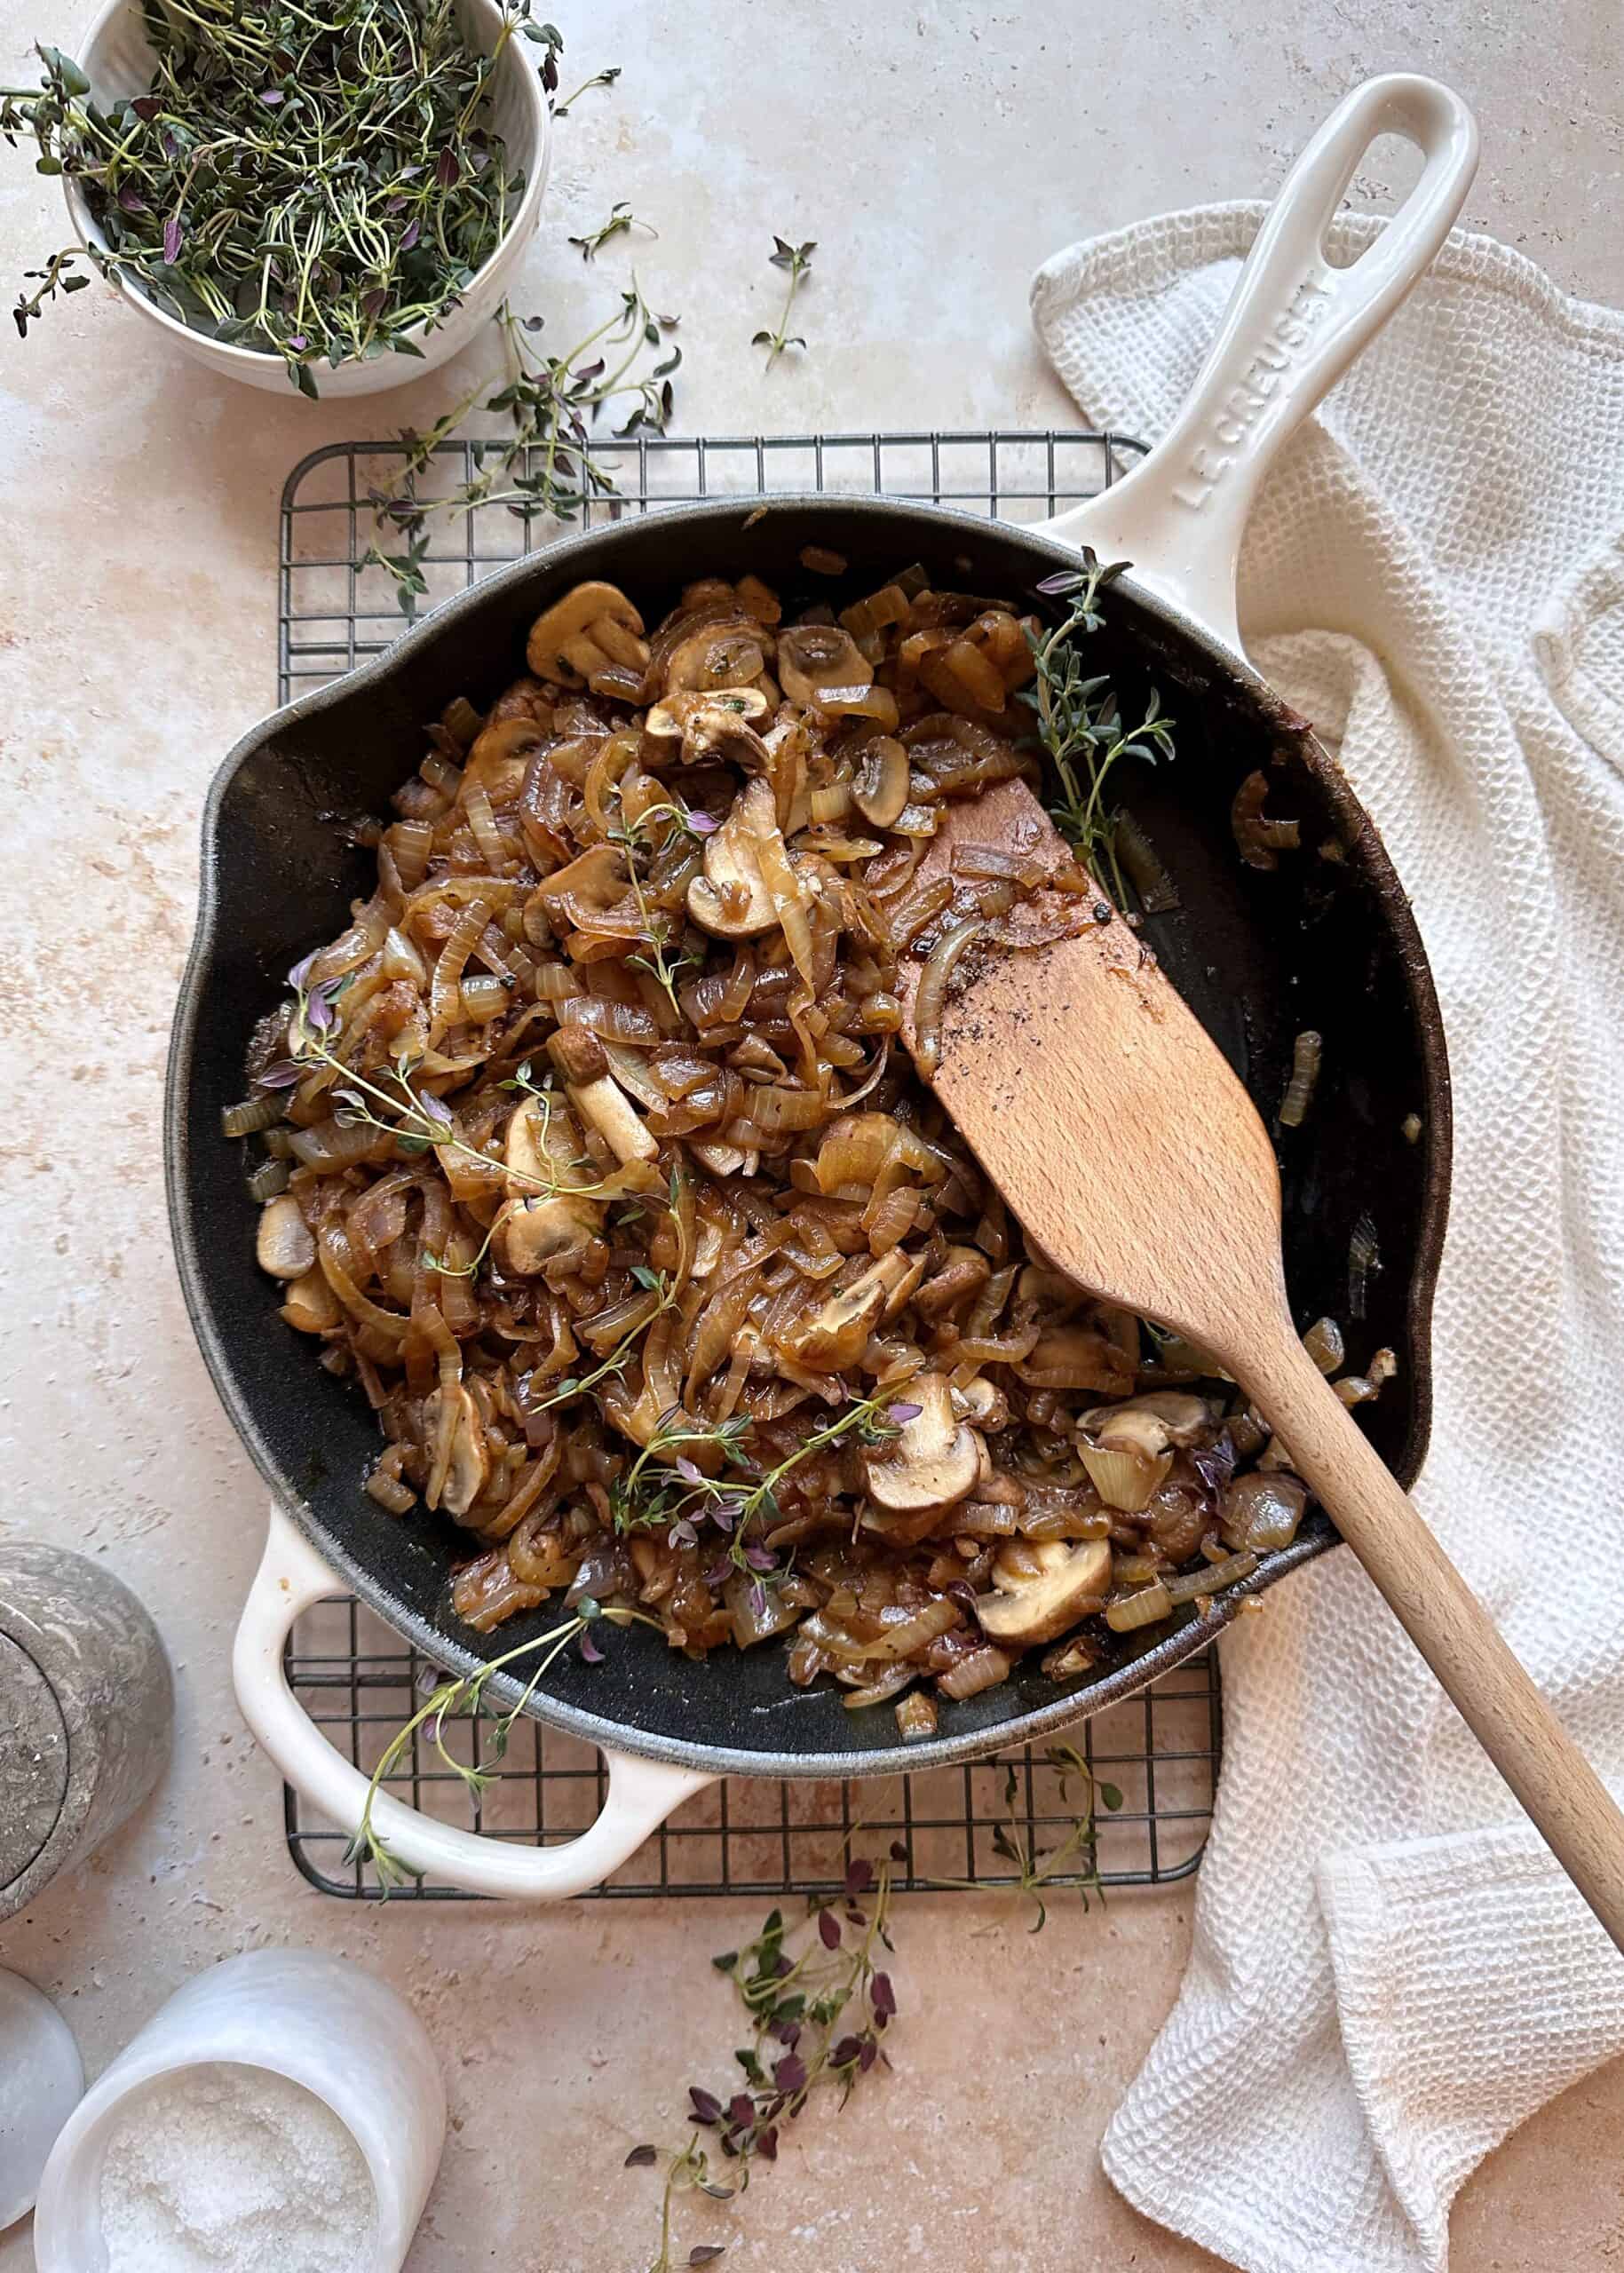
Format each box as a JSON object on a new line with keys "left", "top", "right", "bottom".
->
{"left": 913, "top": 916, "right": 985, "bottom": 1077}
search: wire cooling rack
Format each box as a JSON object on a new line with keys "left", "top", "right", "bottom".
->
{"left": 284, "top": 1596, "right": 1222, "bottom": 1902}
{"left": 276, "top": 423, "right": 1222, "bottom": 1903}
{"left": 279, "top": 427, "right": 1150, "bottom": 701}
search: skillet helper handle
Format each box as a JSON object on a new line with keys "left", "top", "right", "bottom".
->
{"left": 1246, "top": 1332, "right": 1624, "bottom": 1955}
{"left": 234, "top": 1506, "right": 711, "bottom": 1898}
{"left": 1036, "top": 74, "right": 1479, "bottom": 651}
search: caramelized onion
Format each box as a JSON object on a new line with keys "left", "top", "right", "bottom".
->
{"left": 242, "top": 565, "right": 1303, "bottom": 1717}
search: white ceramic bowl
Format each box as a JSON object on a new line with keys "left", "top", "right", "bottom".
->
{"left": 32, "top": 1950, "right": 447, "bottom": 2272}
{"left": 66, "top": 0, "right": 550, "bottom": 397}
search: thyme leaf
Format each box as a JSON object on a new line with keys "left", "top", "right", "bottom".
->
{"left": 360, "top": 278, "right": 681, "bottom": 620}
{"left": 568, "top": 199, "right": 654, "bottom": 260}
{"left": 2, "top": 0, "right": 560, "bottom": 389}
{"left": 632, "top": 1856, "right": 899, "bottom": 2270}
{"left": 753, "top": 234, "right": 814, "bottom": 368}
{"left": 1021, "top": 550, "right": 1176, "bottom": 904}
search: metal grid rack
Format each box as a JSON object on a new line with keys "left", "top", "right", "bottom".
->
{"left": 284, "top": 1596, "right": 1222, "bottom": 1902}
{"left": 276, "top": 423, "right": 1222, "bottom": 1904}
{"left": 279, "top": 428, "right": 1149, "bottom": 702}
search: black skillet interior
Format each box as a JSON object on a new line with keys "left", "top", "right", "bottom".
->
{"left": 168, "top": 495, "right": 1450, "bottom": 1778}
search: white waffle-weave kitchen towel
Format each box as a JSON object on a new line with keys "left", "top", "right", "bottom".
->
{"left": 1032, "top": 208, "right": 1624, "bottom": 2273}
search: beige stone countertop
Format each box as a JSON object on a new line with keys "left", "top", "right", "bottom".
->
{"left": 4, "top": 1, "right": 1624, "bottom": 2266}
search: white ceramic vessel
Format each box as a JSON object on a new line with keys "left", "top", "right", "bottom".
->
{"left": 32, "top": 1949, "right": 447, "bottom": 2271}
{"left": 65, "top": 0, "right": 550, "bottom": 398}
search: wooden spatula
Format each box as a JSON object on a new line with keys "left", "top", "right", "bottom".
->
{"left": 899, "top": 776, "right": 1624, "bottom": 1951}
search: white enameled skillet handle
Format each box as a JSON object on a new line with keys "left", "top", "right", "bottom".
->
{"left": 234, "top": 1506, "right": 711, "bottom": 1898}
{"left": 1035, "top": 74, "right": 1478, "bottom": 653}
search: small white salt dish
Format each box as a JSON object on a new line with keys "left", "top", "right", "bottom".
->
{"left": 32, "top": 1949, "right": 446, "bottom": 2273}
{"left": 65, "top": 0, "right": 551, "bottom": 397}
{"left": 0, "top": 1969, "right": 83, "bottom": 2231}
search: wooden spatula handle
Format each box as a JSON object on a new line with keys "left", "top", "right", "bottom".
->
{"left": 1245, "top": 1331, "right": 1624, "bottom": 1952}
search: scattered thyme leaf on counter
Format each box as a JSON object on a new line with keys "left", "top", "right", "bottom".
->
{"left": 0, "top": 0, "right": 562, "bottom": 390}
{"left": 568, "top": 200, "right": 654, "bottom": 260}
{"left": 632, "top": 1857, "right": 899, "bottom": 2272}
{"left": 552, "top": 61, "right": 622, "bottom": 116}
{"left": 1024, "top": 550, "right": 1177, "bottom": 904}
{"left": 358, "top": 278, "right": 682, "bottom": 620}
{"left": 752, "top": 234, "right": 815, "bottom": 368}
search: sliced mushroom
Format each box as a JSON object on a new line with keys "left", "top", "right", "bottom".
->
{"left": 463, "top": 712, "right": 548, "bottom": 801}
{"left": 686, "top": 776, "right": 780, "bottom": 939}
{"left": 279, "top": 1266, "right": 339, "bottom": 1334}
{"left": 973, "top": 1538, "right": 1112, "bottom": 1648}
{"left": 676, "top": 703, "right": 775, "bottom": 774}
{"left": 424, "top": 1382, "right": 489, "bottom": 1518}
{"left": 1080, "top": 1392, "right": 1215, "bottom": 1456}
{"left": 1074, "top": 1392, "right": 1215, "bottom": 1512}
{"left": 526, "top": 582, "right": 648, "bottom": 693}
{"left": 644, "top": 686, "right": 771, "bottom": 748}
{"left": 781, "top": 1249, "right": 919, "bottom": 1371}
{"left": 958, "top": 1377, "right": 1010, "bottom": 1433}
{"left": 257, "top": 1192, "right": 314, "bottom": 1279}
{"left": 500, "top": 1094, "right": 605, "bottom": 1269}
{"left": 776, "top": 624, "right": 872, "bottom": 708}
{"left": 569, "top": 1069, "right": 657, "bottom": 1166}
{"left": 851, "top": 736, "right": 910, "bottom": 828}
{"left": 912, "top": 1245, "right": 991, "bottom": 1321}
{"left": 864, "top": 1372, "right": 982, "bottom": 1513}
{"left": 662, "top": 623, "right": 766, "bottom": 697}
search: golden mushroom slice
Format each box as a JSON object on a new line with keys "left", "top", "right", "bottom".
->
{"left": 780, "top": 1250, "right": 921, "bottom": 1371}
{"left": 670, "top": 701, "right": 774, "bottom": 773}
{"left": 526, "top": 582, "right": 649, "bottom": 695}
{"left": 776, "top": 623, "right": 873, "bottom": 707}
{"left": 661, "top": 622, "right": 767, "bottom": 698}
{"left": 424, "top": 1381, "right": 489, "bottom": 1518}
{"left": 863, "top": 1372, "right": 982, "bottom": 1513}
{"left": 545, "top": 1026, "right": 657, "bottom": 1167}
{"left": 973, "top": 1540, "right": 1112, "bottom": 1648}
{"left": 499, "top": 1091, "right": 606, "bottom": 1271}
{"left": 257, "top": 1192, "right": 314, "bottom": 1279}
{"left": 279, "top": 1265, "right": 339, "bottom": 1334}
{"left": 686, "top": 777, "right": 781, "bottom": 939}
{"left": 1075, "top": 1390, "right": 1216, "bottom": 1511}
{"left": 644, "top": 686, "right": 772, "bottom": 749}
{"left": 851, "top": 735, "right": 910, "bottom": 828}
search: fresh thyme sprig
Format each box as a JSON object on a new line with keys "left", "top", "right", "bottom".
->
{"left": 360, "top": 279, "right": 682, "bottom": 618}
{"left": 551, "top": 61, "right": 622, "bottom": 116}
{"left": 932, "top": 1745, "right": 1123, "bottom": 1930}
{"left": 1024, "top": 552, "right": 1177, "bottom": 904}
{"left": 347, "top": 1598, "right": 659, "bottom": 1891}
{"left": 610, "top": 1388, "right": 916, "bottom": 1598}
{"left": 263, "top": 970, "right": 610, "bottom": 1216}
{"left": 568, "top": 200, "right": 654, "bottom": 260}
{"left": 2, "top": 0, "right": 557, "bottom": 391}
{"left": 752, "top": 234, "right": 814, "bottom": 368}
{"left": 629, "top": 1851, "right": 900, "bottom": 2270}
{"left": 611, "top": 794, "right": 708, "bottom": 1018}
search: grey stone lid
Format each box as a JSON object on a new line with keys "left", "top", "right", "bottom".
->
{"left": 0, "top": 1634, "right": 68, "bottom": 1893}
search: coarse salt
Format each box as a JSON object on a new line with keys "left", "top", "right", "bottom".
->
{"left": 98, "top": 2063, "right": 376, "bottom": 2272}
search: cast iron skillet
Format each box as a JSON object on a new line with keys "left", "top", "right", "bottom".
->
{"left": 168, "top": 78, "right": 1470, "bottom": 1882}
{"left": 171, "top": 488, "right": 1446, "bottom": 1762}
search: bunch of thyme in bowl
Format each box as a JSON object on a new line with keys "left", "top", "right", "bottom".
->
{"left": 1, "top": 0, "right": 558, "bottom": 392}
